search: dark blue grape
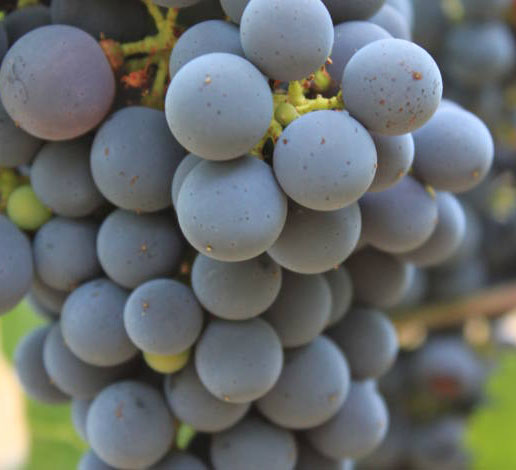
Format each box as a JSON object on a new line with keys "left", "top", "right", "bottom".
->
{"left": 412, "top": 107, "right": 494, "bottom": 193}
{"left": 264, "top": 272, "right": 332, "bottom": 348}
{"left": 346, "top": 247, "right": 413, "bottom": 308}
{"left": 61, "top": 278, "right": 137, "bottom": 367}
{"left": 72, "top": 398, "right": 92, "bottom": 442}
{"left": 273, "top": 110, "right": 377, "bottom": 211}
{"left": 191, "top": 253, "right": 282, "bottom": 321}
{"left": 91, "top": 106, "right": 185, "bottom": 212}
{"left": 34, "top": 217, "right": 101, "bottom": 292}
{"left": 177, "top": 156, "right": 287, "bottom": 262}
{"left": 369, "top": 4, "right": 411, "bottom": 40}
{"left": 219, "top": 0, "right": 249, "bottom": 23}
{"left": 329, "top": 308, "right": 398, "bottom": 379}
{"left": 78, "top": 451, "right": 117, "bottom": 470}
{"left": 321, "top": 0, "right": 385, "bottom": 22}
{"left": 0, "top": 99, "right": 43, "bottom": 168}
{"left": 327, "top": 21, "right": 391, "bottom": 91}
{"left": 30, "top": 275, "right": 67, "bottom": 315}
{"left": 0, "top": 215, "right": 33, "bottom": 314}
{"left": 14, "top": 326, "right": 69, "bottom": 403}
{"left": 151, "top": 450, "right": 208, "bottom": 470}
{"left": 51, "top": 0, "right": 153, "bottom": 42}
{"left": 195, "top": 318, "right": 283, "bottom": 403}
{"left": 0, "top": 25, "right": 115, "bottom": 140}
{"left": 124, "top": 278, "right": 203, "bottom": 355}
{"left": 240, "top": 0, "right": 334, "bottom": 81}
{"left": 171, "top": 153, "right": 202, "bottom": 208}
{"left": 325, "top": 267, "right": 353, "bottom": 327}
{"left": 87, "top": 380, "right": 175, "bottom": 469}
{"left": 32, "top": 137, "right": 105, "bottom": 217}
{"left": 342, "top": 38, "right": 442, "bottom": 136}
{"left": 268, "top": 202, "right": 361, "bottom": 274}
{"left": 43, "top": 324, "right": 133, "bottom": 399}
{"left": 166, "top": 53, "right": 273, "bottom": 160}
{"left": 164, "top": 362, "right": 250, "bottom": 432}
{"left": 257, "top": 335, "right": 350, "bottom": 429}
{"left": 211, "top": 417, "right": 298, "bottom": 470}
{"left": 368, "top": 132, "right": 414, "bottom": 192}
{"left": 4, "top": 5, "right": 51, "bottom": 45}
{"left": 169, "top": 20, "right": 244, "bottom": 79}
{"left": 359, "top": 176, "right": 438, "bottom": 253}
{"left": 306, "top": 381, "right": 389, "bottom": 459}
{"left": 97, "top": 209, "right": 184, "bottom": 289}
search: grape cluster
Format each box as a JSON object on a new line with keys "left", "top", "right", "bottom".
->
{"left": 0, "top": 0, "right": 496, "bottom": 469}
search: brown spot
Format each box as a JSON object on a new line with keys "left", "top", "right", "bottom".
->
{"left": 130, "top": 175, "right": 139, "bottom": 186}
{"left": 139, "top": 243, "right": 148, "bottom": 253}
{"left": 180, "top": 261, "right": 191, "bottom": 275}
{"left": 142, "top": 301, "right": 149, "bottom": 311}
{"left": 321, "top": 137, "right": 326, "bottom": 145}
{"left": 104, "top": 147, "right": 109, "bottom": 156}
{"left": 328, "top": 392, "right": 339, "bottom": 402}
{"left": 204, "top": 75, "right": 212, "bottom": 84}
{"left": 115, "top": 403, "right": 124, "bottom": 419}
{"left": 379, "top": 99, "right": 386, "bottom": 105}
{"left": 472, "top": 169, "right": 480, "bottom": 179}
{"left": 326, "top": 57, "right": 333, "bottom": 65}
{"left": 412, "top": 71, "right": 422, "bottom": 80}
{"left": 222, "top": 395, "right": 230, "bottom": 402}
{"left": 282, "top": 138, "right": 288, "bottom": 145}
{"left": 205, "top": 244, "right": 213, "bottom": 253}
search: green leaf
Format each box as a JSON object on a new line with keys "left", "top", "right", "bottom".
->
{"left": 466, "top": 352, "right": 516, "bottom": 469}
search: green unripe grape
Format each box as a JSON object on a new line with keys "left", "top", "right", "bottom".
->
{"left": 275, "top": 102, "right": 300, "bottom": 127}
{"left": 7, "top": 185, "right": 52, "bottom": 231}
{"left": 143, "top": 348, "right": 191, "bottom": 374}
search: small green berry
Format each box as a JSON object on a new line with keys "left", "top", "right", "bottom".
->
{"left": 7, "top": 185, "right": 52, "bottom": 231}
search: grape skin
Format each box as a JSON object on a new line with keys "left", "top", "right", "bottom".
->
{"left": 412, "top": 107, "right": 494, "bottom": 193}
{"left": 386, "top": 0, "right": 414, "bottom": 27}
{"left": 273, "top": 110, "right": 377, "bottom": 211}
{"left": 342, "top": 38, "right": 442, "bottom": 136}
{"left": 171, "top": 153, "right": 202, "bottom": 208}
{"left": 51, "top": 0, "right": 153, "bottom": 42}
{"left": 14, "top": 326, "right": 69, "bottom": 404}
{"left": 43, "top": 324, "right": 133, "bottom": 399}
{"left": 257, "top": 335, "right": 350, "bottom": 430}
{"left": 296, "top": 442, "right": 353, "bottom": 470}
{"left": 87, "top": 380, "right": 175, "bottom": 469}
{"left": 359, "top": 176, "right": 438, "bottom": 254}
{"left": 124, "top": 278, "right": 204, "bottom": 355}
{"left": 97, "top": 209, "right": 184, "bottom": 289}
{"left": 369, "top": 4, "right": 411, "bottom": 40}
{"left": 195, "top": 318, "right": 283, "bottom": 403}
{"left": 306, "top": 381, "right": 389, "bottom": 460}
{"left": 91, "top": 106, "right": 185, "bottom": 212}
{"left": 321, "top": 0, "right": 385, "bottom": 22}
{"left": 169, "top": 20, "right": 244, "bottom": 79}
{"left": 177, "top": 156, "right": 287, "bottom": 262}
{"left": 32, "top": 137, "right": 105, "bottom": 217}
{"left": 327, "top": 21, "right": 392, "bottom": 91}
{"left": 151, "top": 451, "right": 208, "bottom": 470}
{"left": 0, "top": 25, "right": 115, "bottom": 141}
{"left": 0, "top": 215, "right": 33, "bottom": 314}
{"left": 71, "top": 398, "right": 92, "bottom": 442}
{"left": 61, "top": 278, "right": 138, "bottom": 367}
{"left": 164, "top": 362, "right": 250, "bottom": 433}
{"left": 329, "top": 308, "right": 399, "bottom": 380}
{"left": 240, "top": 0, "right": 334, "bottom": 82}
{"left": 0, "top": 100, "right": 43, "bottom": 168}
{"left": 219, "top": 0, "right": 249, "bottom": 24}
{"left": 191, "top": 254, "right": 282, "bottom": 321}
{"left": 400, "top": 192, "right": 466, "bottom": 267}
{"left": 346, "top": 247, "right": 414, "bottom": 308}
{"left": 30, "top": 276, "right": 67, "bottom": 316}
{"left": 166, "top": 53, "right": 273, "bottom": 161}
{"left": 268, "top": 202, "right": 361, "bottom": 274}
{"left": 325, "top": 267, "right": 353, "bottom": 327}
{"left": 4, "top": 5, "right": 51, "bottom": 45}
{"left": 211, "top": 417, "right": 298, "bottom": 470}
{"left": 78, "top": 451, "right": 117, "bottom": 470}
{"left": 368, "top": 132, "right": 414, "bottom": 192}
{"left": 33, "top": 217, "right": 102, "bottom": 292}
{"left": 264, "top": 272, "right": 332, "bottom": 348}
